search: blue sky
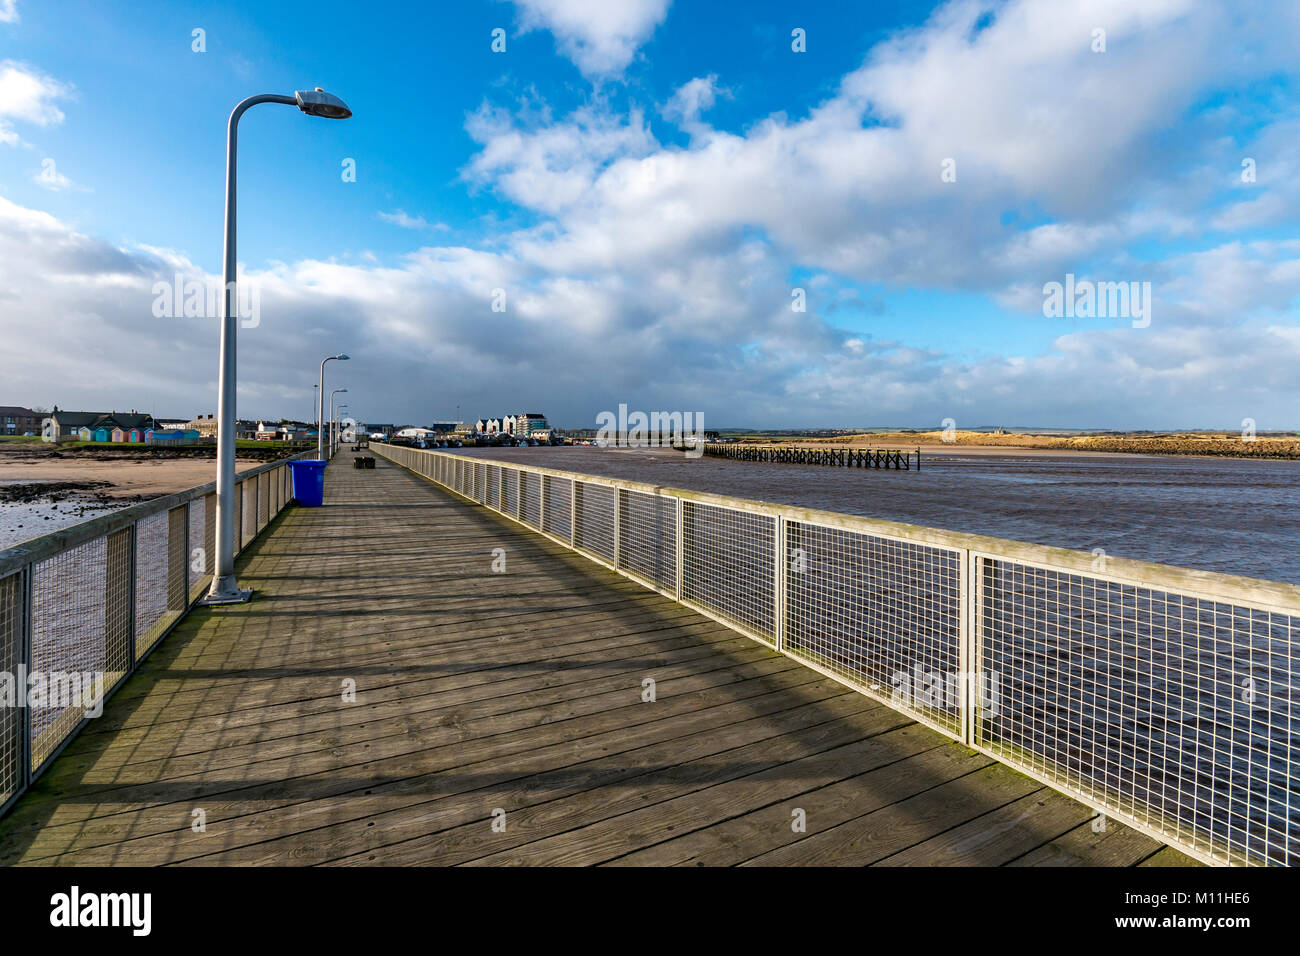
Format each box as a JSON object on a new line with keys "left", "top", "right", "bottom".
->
{"left": 2, "top": 0, "right": 1299, "bottom": 429}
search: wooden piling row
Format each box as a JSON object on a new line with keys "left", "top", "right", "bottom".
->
{"left": 702, "top": 444, "right": 921, "bottom": 470}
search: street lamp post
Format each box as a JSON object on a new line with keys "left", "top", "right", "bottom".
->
{"left": 330, "top": 389, "right": 347, "bottom": 454}
{"left": 335, "top": 404, "right": 348, "bottom": 452}
{"left": 203, "top": 88, "right": 353, "bottom": 606}
{"left": 318, "top": 355, "right": 349, "bottom": 460}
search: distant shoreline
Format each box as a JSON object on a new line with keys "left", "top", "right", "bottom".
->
{"left": 744, "top": 430, "right": 1300, "bottom": 461}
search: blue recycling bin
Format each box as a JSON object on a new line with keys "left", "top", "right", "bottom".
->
{"left": 289, "top": 460, "right": 327, "bottom": 507}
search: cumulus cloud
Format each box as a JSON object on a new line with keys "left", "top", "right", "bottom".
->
{"left": 0, "top": 1, "right": 17, "bottom": 25}
{"left": 508, "top": 0, "right": 671, "bottom": 78}
{"left": 0, "top": 60, "right": 70, "bottom": 145}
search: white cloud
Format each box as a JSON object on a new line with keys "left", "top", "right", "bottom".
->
{"left": 377, "top": 209, "right": 448, "bottom": 231}
{"left": 508, "top": 0, "right": 671, "bottom": 78}
{"left": 662, "top": 75, "right": 728, "bottom": 129}
{"left": 0, "top": 60, "right": 70, "bottom": 149}
{"left": 0, "top": 1, "right": 18, "bottom": 25}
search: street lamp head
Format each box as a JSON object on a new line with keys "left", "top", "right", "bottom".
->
{"left": 336, "top": 353, "right": 350, "bottom": 361}
{"left": 295, "top": 88, "right": 352, "bottom": 120}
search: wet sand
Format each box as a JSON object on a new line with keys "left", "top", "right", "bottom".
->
{"left": 0, "top": 446, "right": 264, "bottom": 550}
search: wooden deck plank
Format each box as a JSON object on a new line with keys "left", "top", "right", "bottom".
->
{"left": 0, "top": 450, "right": 1186, "bottom": 867}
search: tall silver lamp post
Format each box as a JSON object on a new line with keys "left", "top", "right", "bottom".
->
{"left": 203, "top": 88, "right": 353, "bottom": 606}
{"left": 330, "top": 391, "right": 347, "bottom": 453}
{"left": 318, "top": 354, "right": 349, "bottom": 460}
{"left": 335, "top": 404, "right": 349, "bottom": 452}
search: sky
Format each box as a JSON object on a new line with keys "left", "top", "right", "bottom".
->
{"left": 1, "top": 0, "right": 1298, "bottom": 430}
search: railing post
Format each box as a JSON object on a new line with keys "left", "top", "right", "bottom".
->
{"left": 569, "top": 478, "right": 577, "bottom": 544}
{"left": 20, "top": 563, "right": 33, "bottom": 791}
{"left": 127, "top": 521, "right": 137, "bottom": 668}
{"left": 674, "top": 497, "right": 684, "bottom": 600}
{"left": 774, "top": 515, "right": 786, "bottom": 653}
{"left": 540, "top": 474, "right": 548, "bottom": 530}
{"left": 960, "top": 550, "right": 976, "bottom": 746}
{"left": 613, "top": 488, "right": 623, "bottom": 569}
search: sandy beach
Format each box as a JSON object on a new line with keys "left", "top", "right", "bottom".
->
{"left": 0, "top": 442, "right": 279, "bottom": 550}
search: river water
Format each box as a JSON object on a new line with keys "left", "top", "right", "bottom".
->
{"left": 458, "top": 446, "right": 1300, "bottom": 585}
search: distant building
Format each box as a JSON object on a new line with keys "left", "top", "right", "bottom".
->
{"left": 184, "top": 414, "right": 220, "bottom": 438}
{"left": 501, "top": 414, "right": 518, "bottom": 435}
{"left": 516, "top": 413, "right": 548, "bottom": 437}
{"left": 43, "top": 407, "right": 157, "bottom": 443}
{"left": 0, "top": 405, "right": 42, "bottom": 435}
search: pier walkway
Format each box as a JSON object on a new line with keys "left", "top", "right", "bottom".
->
{"left": 0, "top": 451, "right": 1193, "bottom": 866}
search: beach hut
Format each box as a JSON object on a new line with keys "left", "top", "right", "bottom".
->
{"left": 111, "top": 428, "right": 126, "bottom": 443}
{"left": 128, "top": 428, "right": 142, "bottom": 443}
{"left": 143, "top": 428, "right": 154, "bottom": 443}
{"left": 77, "top": 426, "right": 92, "bottom": 441}
{"left": 93, "top": 427, "right": 109, "bottom": 442}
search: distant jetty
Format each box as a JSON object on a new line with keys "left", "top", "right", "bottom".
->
{"left": 703, "top": 443, "right": 920, "bottom": 470}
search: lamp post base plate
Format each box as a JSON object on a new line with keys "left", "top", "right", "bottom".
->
{"left": 200, "top": 586, "right": 254, "bottom": 606}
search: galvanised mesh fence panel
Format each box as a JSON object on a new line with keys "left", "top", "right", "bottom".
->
{"left": 521, "top": 472, "right": 542, "bottom": 528}
{"left": 241, "top": 480, "right": 256, "bottom": 549}
{"left": 0, "top": 570, "right": 25, "bottom": 811}
{"left": 233, "top": 482, "right": 243, "bottom": 554}
{"left": 619, "top": 489, "right": 676, "bottom": 592}
{"left": 784, "top": 521, "right": 963, "bottom": 735}
{"left": 486, "top": 465, "right": 500, "bottom": 509}
{"left": 574, "top": 481, "right": 616, "bottom": 564}
{"left": 134, "top": 510, "right": 176, "bottom": 658}
{"left": 682, "top": 500, "right": 775, "bottom": 643}
{"left": 188, "top": 498, "right": 207, "bottom": 602}
{"left": 30, "top": 536, "right": 109, "bottom": 772}
{"left": 503, "top": 468, "right": 519, "bottom": 516}
{"left": 976, "top": 556, "right": 1300, "bottom": 867}
{"left": 167, "top": 506, "right": 188, "bottom": 618}
{"left": 259, "top": 472, "right": 270, "bottom": 532}
{"left": 542, "top": 475, "right": 572, "bottom": 542}
{"left": 103, "top": 526, "right": 133, "bottom": 692}
{"left": 204, "top": 493, "right": 216, "bottom": 584}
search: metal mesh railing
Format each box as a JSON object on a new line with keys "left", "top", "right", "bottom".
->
{"left": 0, "top": 455, "right": 300, "bottom": 815}
{"left": 575, "top": 481, "right": 616, "bottom": 564}
{"left": 521, "top": 473, "right": 542, "bottom": 528}
{"left": 371, "top": 443, "right": 1300, "bottom": 867}
{"left": 683, "top": 500, "right": 775, "bottom": 642}
{"left": 618, "top": 490, "right": 676, "bottom": 592}
{"left": 977, "top": 557, "right": 1299, "bottom": 866}
{"left": 543, "top": 475, "right": 572, "bottom": 543}
{"left": 0, "top": 571, "right": 21, "bottom": 812}
{"left": 784, "top": 521, "right": 962, "bottom": 733}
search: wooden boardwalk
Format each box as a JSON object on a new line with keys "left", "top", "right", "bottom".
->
{"left": 0, "top": 451, "right": 1196, "bottom": 866}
